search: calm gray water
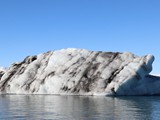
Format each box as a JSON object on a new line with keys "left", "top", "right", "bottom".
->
{"left": 0, "top": 95, "right": 160, "bottom": 120}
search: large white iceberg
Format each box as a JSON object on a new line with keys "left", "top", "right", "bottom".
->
{"left": 0, "top": 48, "right": 159, "bottom": 96}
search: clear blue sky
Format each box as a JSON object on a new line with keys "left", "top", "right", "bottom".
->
{"left": 0, "top": 0, "right": 160, "bottom": 74}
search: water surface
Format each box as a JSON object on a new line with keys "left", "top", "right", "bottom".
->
{"left": 0, "top": 95, "right": 160, "bottom": 120}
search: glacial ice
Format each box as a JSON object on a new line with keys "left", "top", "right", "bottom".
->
{"left": 0, "top": 48, "right": 159, "bottom": 96}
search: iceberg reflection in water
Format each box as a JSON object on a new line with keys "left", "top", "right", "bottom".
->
{"left": 0, "top": 95, "right": 160, "bottom": 120}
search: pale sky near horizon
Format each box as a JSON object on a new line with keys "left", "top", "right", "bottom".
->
{"left": 0, "top": 0, "right": 160, "bottom": 74}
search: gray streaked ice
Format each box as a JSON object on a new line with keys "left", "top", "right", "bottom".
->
{"left": 0, "top": 48, "right": 158, "bottom": 96}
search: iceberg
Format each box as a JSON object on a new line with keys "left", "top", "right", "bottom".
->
{"left": 0, "top": 48, "right": 159, "bottom": 96}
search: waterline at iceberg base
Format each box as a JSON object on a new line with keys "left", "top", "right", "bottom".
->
{"left": 0, "top": 48, "right": 160, "bottom": 96}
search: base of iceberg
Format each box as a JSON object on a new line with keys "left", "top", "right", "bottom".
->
{"left": 0, "top": 48, "right": 160, "bottom": 96}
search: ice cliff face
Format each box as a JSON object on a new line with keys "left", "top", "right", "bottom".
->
{"left": 0, "top": 48, "right": 157, "bottom": 96}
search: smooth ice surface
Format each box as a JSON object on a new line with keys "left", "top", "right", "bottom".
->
{"left": 0, "top": 48, "right": 159, "bottom": 96}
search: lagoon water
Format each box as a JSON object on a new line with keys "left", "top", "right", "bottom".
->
{"left": 0, "top": 95, "right": 160, "bottom": 120}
